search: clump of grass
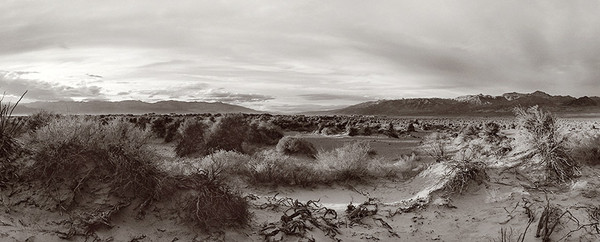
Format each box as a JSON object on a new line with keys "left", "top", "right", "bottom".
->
{"left": 276, "top": 136, "right": 317, "bottom": 158}
{"left": 514, "top": 106, "right": 578, "bottom": 183}
{"left": 0, "top": 92, "right": 26, "bottom": 186}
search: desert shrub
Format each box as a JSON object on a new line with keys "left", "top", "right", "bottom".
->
{"left": 406, "top": 123, "right": 416, "bottom": 132}
{"left": 443, "top": 159, "right": 488, "bottom": 194}
{"left": 26, "top": 110, "right": 57, "bottom": 131}
{"left": 150, "top": 116, "right": 172, "bottom": 138}
{"left": 246, "top": 120, "right": 284, "bottom": 146}
{"left": 570, "top": 134, "right": 600, "bottom": 166}
{"left": 514, "top": 106, "right": 578, "bottom": 182}
{"left": 276, "top": 136, "right": 317, "bottom": 158}
{"left": 24, "top": 117, "right": 161, "bottom": 203}
{"left": 205, "top": 114, "right": 249, "bottom": 154}
{"left": 316, "top": 141, "right": 377, "bottom": 181}
{"left": 0, "top": 92, "right": 26, "bottom": 186}
{"left": 421, "top": 133, "right": 451, "bottom": 162}
{"left": 173, "top": 173, "right": 250, "bottom": 230}
{"left": 247, "top": 150, "right": 324, "bottom": 186}
{"left": 483, "top": 122, "right": 500, "bottom": 136}
{"left": 175, "top": 120, "right": 208, "bottom": 157}
{"left": 198, "top": 150, "right": 249, "bottom": 180}
{"left": 164, "top": 119, "right": 182, "bottom": 143}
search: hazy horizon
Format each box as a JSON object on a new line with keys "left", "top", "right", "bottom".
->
{"left": 2, "top": 0, "right": 600, "bottom": 112}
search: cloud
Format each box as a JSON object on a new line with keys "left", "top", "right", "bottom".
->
{"left": 299, "top": 93, "right": 376, "bottom": 102}
{"left": 0, "top": 71, "right": 104, "bottom": 101}
{"left": 195, "top": 89, "right": 274, "bottom": 103}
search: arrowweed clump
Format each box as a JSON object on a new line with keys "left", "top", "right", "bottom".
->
{"left": 514, "top": 106, "right": 578, "bottom": 183}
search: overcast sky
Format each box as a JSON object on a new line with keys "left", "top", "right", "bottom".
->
{"left": 1, "top": 0, "right": 599, "bottom": 112}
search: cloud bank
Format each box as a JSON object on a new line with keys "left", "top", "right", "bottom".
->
{"left": 1, "top": 0, "right": 599, "bottom": 112}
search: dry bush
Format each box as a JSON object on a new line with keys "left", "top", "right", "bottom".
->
{"left": 25, "top": 117, "right": 161, "bottom": 203}
{"left": 205, "top": 114, "right": 248, "bottom": 154}
{"left": 275, "top": 136, "right": 317, "bottom": 158}
{"left": 514, "top": 106, "right": 578, "bottom": 183}
{"left": 175, "top": 119, "right": 208, "bottom": 157}
{"left": 316, "top": 141, "right": 378, "bottom": 181}
{"left": 421, "top": 132, "right": 451, "bottom": 162}
{"left": 443, "top": 159, "right": 488, "bottom": 194}
{"left": 164, "top": 119, "right": 182, "bottom": 143}
{"left": 173, "top": 173, "right": 250, "bottom": 231}
{"left": 247, "top": 150, "right": 325, "bottom": 186}
{"left": 246, "top": 120, "right": 284, "bottom": 146}
{"left": 198, "top": 150, "right": 249, "bottom": 180}
{"left": 260, "top": 197, "right": 339, "bottom": 240}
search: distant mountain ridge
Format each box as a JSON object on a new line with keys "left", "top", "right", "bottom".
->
{"left": 318, "top": 91, "right": 600, "bottom": 116}
{"left": 13, "top": 100, "right": 259, "bottom": 115}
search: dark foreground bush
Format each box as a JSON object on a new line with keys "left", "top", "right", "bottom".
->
{"left": 276, "top": 136, "right": 317, "bottom": 158}
{"left": 23, "top": 117, "right": 249, "bottom": 232}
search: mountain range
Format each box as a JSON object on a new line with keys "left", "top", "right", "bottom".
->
{"left": 318, "top": 91, "right": 600, "bottom": 116}
{"left": 13, "top": 100, "right": 259, "bottom": 115}
{"left": 10, "top": 91, "right": 600, "bottom": 116}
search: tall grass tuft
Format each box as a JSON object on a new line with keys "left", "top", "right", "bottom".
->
{"left": 514, "top": 106, "right": 578, "bottom": 182}
{"left": 0, "top": 92, "right": 26, "bottom": 186}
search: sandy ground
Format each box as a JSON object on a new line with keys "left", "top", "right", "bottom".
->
{"left": 2, "top": 133, "right": 600, "bottom": 241}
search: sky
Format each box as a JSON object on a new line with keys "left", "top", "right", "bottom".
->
{"left": 1, "top": 0, "right": 599, "bottom": 113}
